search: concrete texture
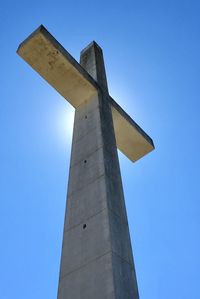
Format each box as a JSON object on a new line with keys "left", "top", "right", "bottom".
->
{"left": 57, "top": 41, "right": 140, "bottom": 298}
{"left": 17, "top": 25, "right": 155, "bottom": 299}
{"left": 17, "top": 25, "right": 154, "bottom": 162}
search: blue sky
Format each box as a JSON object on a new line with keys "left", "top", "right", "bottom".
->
{"left": 1, "top": 0, "right": 200, "bottom": 298}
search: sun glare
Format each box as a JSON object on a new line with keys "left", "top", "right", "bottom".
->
{"left": 53, "top": 102, "right": 75, "bottom": 148}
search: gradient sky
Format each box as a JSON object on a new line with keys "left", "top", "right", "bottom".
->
{"left": 1, "top": 1, "right": 200, "bottom": 298}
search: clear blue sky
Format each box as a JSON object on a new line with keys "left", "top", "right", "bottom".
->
{"left": 1, "top": 0, "right": 200, "bottom": 298}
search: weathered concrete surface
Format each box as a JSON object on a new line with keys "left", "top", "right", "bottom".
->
{"left": 17, "top": 25, "right": 154, "bottom": 162}
{"left": 57, "top": 42, "right": 140, "bottom": 299}
{"left": 17, "top": 25, "right": 155, "bottom": 299}
{"left": 17, "top": 26, "right": 98, "bottom": 107}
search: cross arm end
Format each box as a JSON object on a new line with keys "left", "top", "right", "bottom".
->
{"left": 110, "top": 96, "right": 155, "bottom": 162}
{"left": 17, "top": 25, "right": 98, "bottom": 108}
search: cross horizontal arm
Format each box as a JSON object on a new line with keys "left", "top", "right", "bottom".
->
{"left": 110, "top": 96, "right": 154, "bottom": 162}
{"left": 17, "top": 25, "right": 99, "bottom": 107}
{"left": 17, "top": 25, "right": 154, "bottom": 162}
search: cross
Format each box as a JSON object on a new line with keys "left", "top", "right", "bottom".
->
{"left": 17, "top": 25, "right": 154, "bottom": 299}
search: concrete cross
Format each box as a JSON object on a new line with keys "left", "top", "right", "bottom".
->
{"left": 17, "top": 25, "right": 154, "bottom": 299}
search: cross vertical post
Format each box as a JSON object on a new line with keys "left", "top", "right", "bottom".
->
{"left": 57, "top": 42, "right": 139, "bottom": 298}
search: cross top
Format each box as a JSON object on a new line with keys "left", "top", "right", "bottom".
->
{"left": 80, "top": 41, "right": 109, "bottom": 93}
{"left": 17, "top": 25, "right": 154, "bottom": 162}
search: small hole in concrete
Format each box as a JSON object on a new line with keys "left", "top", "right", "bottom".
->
{"left": 85, "top": 115, "right": 87, "bottom": 119}
{"left": 84, "top": 160, "right": 87, "bottom": 164}
{"left": 83, "top": 224, "right": 87, "bottom": 229}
